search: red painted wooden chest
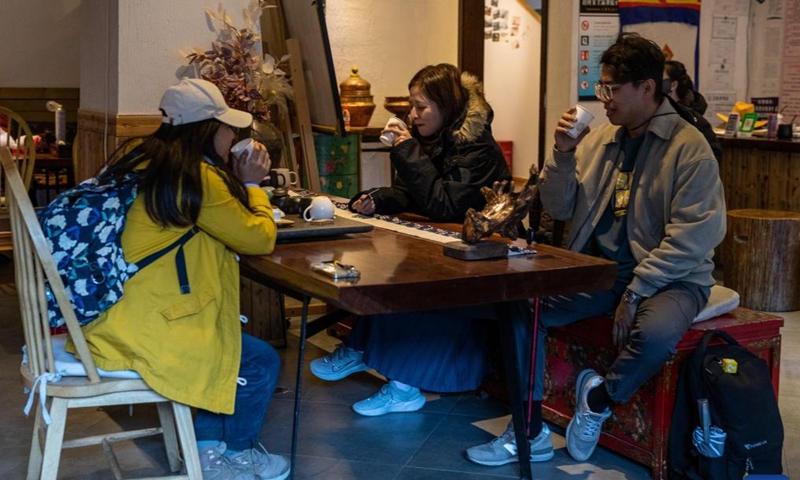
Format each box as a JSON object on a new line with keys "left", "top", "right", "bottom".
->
{"left": 542, "top": 307, "right": 783, "bottom": 480}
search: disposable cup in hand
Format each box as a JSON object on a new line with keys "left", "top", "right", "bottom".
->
{"left": 566, "top": 105, "right": 594, "bottom": 139}
{"left": 231, "top": 138, "right": 255, "bottom": 157}
{"left": 379, "top": 117, "right": 408, "bottom": 147}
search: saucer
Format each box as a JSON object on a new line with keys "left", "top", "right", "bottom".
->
{"left": 308, "top": 218, "right": 335, "bottom": 225}
{"left": 276, "top": 219, "right": 295, "bottom": 228}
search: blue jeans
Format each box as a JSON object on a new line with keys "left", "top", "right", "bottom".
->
{"left": 519, "top": 281, "right": 708, "bottom": 403}
{"left": 194, "top": 332, "right": 280, "bottom": 451}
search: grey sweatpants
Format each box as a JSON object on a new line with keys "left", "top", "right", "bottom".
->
{"left": 517, "top": 281, "right": 709, "bottom": 404}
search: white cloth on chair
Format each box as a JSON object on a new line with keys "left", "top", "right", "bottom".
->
{"left": 692, "top": 285, "right": 740, "bottom": 323}
{"left": 22, "top": 335, "right": 141, "bottom": 425}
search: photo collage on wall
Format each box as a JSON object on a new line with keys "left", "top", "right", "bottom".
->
{"left": 485, "top": 0, "right": 537, "bottom": 49}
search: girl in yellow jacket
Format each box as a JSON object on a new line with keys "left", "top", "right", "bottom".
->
{"left": 77, "top": 79, "right": 287, "bottom": 480}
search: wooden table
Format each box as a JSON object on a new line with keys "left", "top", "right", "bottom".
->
{"left": 241, "top": 226, "right": 616, "bottom": 479}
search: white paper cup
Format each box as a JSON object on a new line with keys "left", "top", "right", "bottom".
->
{"left": 566, "top": 105, "right": 594, "bottom": 139}
{"left": 231, "top": 138, "right": 255, "bottom": 157}
{"left": 379, "top": 117, "right": 408, "bottom": 147}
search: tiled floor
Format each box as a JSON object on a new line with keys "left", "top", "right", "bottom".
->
{"left": 1, "top": 256, "right": 797, "bottom": 479}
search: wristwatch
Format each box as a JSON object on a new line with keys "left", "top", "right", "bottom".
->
{"left": 622, "top": 288, "right": 643, "bottom": 305}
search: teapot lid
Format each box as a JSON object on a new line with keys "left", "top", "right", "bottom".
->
{"left": 340, "top": 66, "right": 372, "bottom": 98}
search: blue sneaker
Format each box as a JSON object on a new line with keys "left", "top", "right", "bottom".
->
{"left": 352, "top": 382, "right": 426, "bottom": 416}
{"left": 566, "top": 369, "right": 612, "bottom": 461}
{"left": 466, "top": 421, "right": 554, "bottom": 466}
{"left": 310, "top": 344, "right": 368, "bottom": 381}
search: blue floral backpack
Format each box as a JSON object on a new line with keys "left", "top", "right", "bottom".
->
{"left": 39, "top": 174, "right": 198, "bottom": 327}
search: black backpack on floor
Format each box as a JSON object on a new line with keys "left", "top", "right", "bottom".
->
{"left": 669, "top": 330, "right": 784, "bottom": 479}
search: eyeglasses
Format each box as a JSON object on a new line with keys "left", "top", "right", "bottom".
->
{"left": 594, "top": 82, "right": 626, "bottom": 102}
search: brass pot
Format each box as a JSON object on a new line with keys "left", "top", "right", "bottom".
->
{"left": 384, "top": 96, "right": 411, "bottom": 124}
{"left": 339, "top": 66, "right": 375, "bottom": 127}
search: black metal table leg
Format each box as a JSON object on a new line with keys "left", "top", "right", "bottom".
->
{"left": 289, "top": 296, "right": 310, "bottom": 479}
{"left": 497, "top": 301, "right": 532, "bottom": 480}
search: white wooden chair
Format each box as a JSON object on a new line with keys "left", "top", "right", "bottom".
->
{"left": 1, "top": 147, "right": 202, "bottom": 480}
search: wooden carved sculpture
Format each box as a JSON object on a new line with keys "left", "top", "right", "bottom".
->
{"left": 461, "top": 169, "right": 539, "bottom": 244}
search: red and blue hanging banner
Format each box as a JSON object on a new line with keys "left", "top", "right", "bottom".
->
{"left": 618, "top": 0, "right": 701, "bottom": 83}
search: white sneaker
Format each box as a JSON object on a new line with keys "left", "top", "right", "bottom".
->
{"left": 309, "top": 344, "right": 368, "bottom": 381}
{"left": 352, "top": 382, "right": 426, "bottom": 416}
{"left": 198, "top": 442, "right": 246, "bottom": 480}
{"left": 566, "top": 369, "right": 612, "bottom": 461}
{"left": 466, "top": 421, "right": 554, "bottom": 466}
{"left": 227, "top": 444, "right": 290, "bottom": 480}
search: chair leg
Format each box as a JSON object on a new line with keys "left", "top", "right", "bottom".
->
{"left": 26, "top": 401, "right": 45, "bottom": 480}
{"left": 157, "top": 401, "right": 181, "bottom": 472}
{"left": 172, "top": 402, "right": 201, "bottom": 480}
{"left": 39, "top": 398, "right": 68, "bottom": 480}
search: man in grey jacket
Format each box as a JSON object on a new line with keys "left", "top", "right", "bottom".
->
{"left": 467, "top": 32, "right": 726, "bottom": 466}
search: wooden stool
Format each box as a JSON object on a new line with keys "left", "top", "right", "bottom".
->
{"left": 721, "top": 209, "right": 800, "bottom": 311}
{"left": 542, "top": 308, "right": 783, "bottom": 480}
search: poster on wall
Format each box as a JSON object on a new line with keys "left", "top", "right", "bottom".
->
{"left": 578, "top": 1, "right": 620, "bottom": 101}
{"left": 779, "top": 0, "right": 800, "bottom": 118}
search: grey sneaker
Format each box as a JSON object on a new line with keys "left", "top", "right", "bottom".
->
{"left": 566, "top": 369, "right": 612, "bottom": 461}
{"left": 352, "top": 382, "right": 426, "bottom": 416}
{"left": 199, "top": 442, "right": 247, "bottom": 480}
{"left": 466, "top": 421, "right": 554, "bottom": 466}
{"left": 227, "top": 444, "right": 290, "bottom": 480}
{"left": 309, "top": 344, "right": 368, "bottom": 381}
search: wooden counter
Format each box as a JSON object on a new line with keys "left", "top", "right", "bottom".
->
{"left": 718, "top": 135, "right": 800, "bottom": 212}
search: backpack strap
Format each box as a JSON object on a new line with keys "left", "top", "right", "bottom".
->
{"left": 696, "top": 330, "right": 740, "bottom": 357}
{"left": 135, "top": 226, "right": 200, "bottom": 295}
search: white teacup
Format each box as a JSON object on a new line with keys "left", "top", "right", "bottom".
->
{"left": 273, "top": 208, "right": 284, "bottom": 221}
{"left": 230, "top": 138, "right": 255, "bottom": 158}
{"left": 379, "top": 117, "right": 408, "bottom": 147}
{"left": 303, "top": 196, "right": 335, "bottom": 221}
{"left": 270, "top": 168, "right": 298, "bottom": 187}
{"left": 566, "top": 105, "right": 594, "bottom": 139}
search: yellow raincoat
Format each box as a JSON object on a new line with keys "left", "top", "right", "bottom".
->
{"left": 75, "top": 163, "right": 276, "bottom": 414}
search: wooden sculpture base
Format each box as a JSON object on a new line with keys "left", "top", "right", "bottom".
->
{"left": 443, "top": 240, "right": 508, "bottom": 261}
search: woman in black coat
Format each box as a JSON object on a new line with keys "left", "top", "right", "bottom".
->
{"left": 313, "top": 64, "right": 510, "bottom": 417}
{"left": 349, "top": 63, "right": 511, "bottom": 222}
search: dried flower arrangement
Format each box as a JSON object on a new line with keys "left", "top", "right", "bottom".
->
{"left": 186, "top": 1, "right": 293, "bottom": 124}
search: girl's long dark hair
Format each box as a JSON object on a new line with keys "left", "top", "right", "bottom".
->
{"left": 97, "top": 119, "right": 248, "bottom": 228}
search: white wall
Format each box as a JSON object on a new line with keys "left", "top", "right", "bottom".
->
{"left": 0, "top": 0, "right": 81, "bottom": 87}
{"left": 483, "top": 1, "right": 542, "bottom": 179}
{"left": 324, "top": 0, "right": 459, "bottom": 129}
{"left": 81, "top": 0, "right": 254, "bottom": 115}
{"left": 545, "top": 2, "right": 579, "bottom": 155}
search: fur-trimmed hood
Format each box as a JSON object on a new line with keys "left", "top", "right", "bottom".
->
{"left": 450, "top": 72, "right": 493, "bottom": 145}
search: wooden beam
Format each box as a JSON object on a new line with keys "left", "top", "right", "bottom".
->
{"left": 458, "top": 0, "right": 485, "bottom": 81}
{"left": 286, "top": 38, "right": 321, "bottom": 192}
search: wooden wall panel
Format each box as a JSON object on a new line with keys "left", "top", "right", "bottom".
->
{"left": 719, "top": 137, "right": 800, "bottom": 213}
{"left": 0, "top": 88, "right": 79, "bottom": 124}
{"left": 75, "top": 109, "right": 160, "bottom": 182}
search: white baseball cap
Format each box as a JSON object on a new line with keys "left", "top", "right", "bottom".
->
{"left": 159, "top": 78, "right": 252, "bottom": 128}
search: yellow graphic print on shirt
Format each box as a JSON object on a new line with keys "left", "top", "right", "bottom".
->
{"left": 614, "top": 171, "right": 631, "bottom": 217}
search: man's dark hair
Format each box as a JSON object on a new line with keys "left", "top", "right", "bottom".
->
{"left": 600, "top": 32, "right": 665, "bottom": 102}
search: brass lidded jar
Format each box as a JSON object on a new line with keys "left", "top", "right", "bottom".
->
{"left": 339, "top": 66, "right": 376, "bottom": 127}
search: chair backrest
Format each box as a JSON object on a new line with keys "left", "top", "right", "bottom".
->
{"left": 0, "top": 147, "right": 101, "bottom": 384}
{"left": 0, "top": 106, "right": 37, "bottom": 201}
